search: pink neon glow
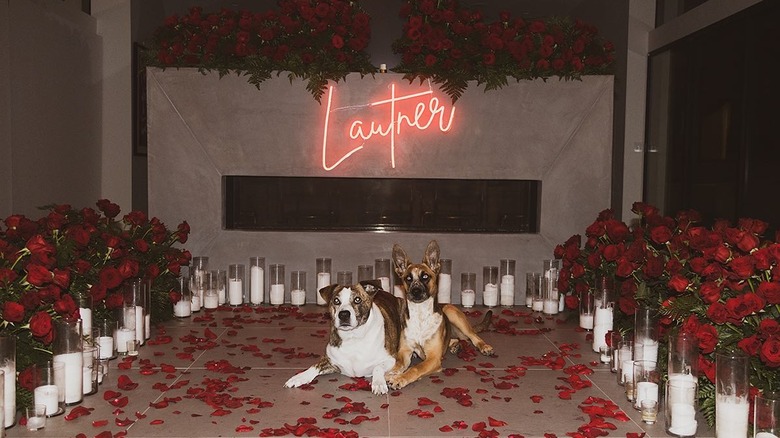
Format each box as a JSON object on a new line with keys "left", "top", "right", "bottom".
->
{"left": 321, "top": 83, "right": 456, "bottom": 171}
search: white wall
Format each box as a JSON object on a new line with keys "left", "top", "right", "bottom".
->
{"left": 1, "top": 0, "right": 102, "bottom": 218}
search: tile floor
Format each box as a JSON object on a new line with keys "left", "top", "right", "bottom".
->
{"left": 7, "top": 305, "right": 715, "bottom": 438}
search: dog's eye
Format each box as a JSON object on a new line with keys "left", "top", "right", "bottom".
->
{"left": 405, "top": 274, "right": 412, "bottom": 283}
{"left": 421, "top": 273, "right": 430, "bottom": 281}
{"left": 353, "top": 297, "right": 362, "bottom": 304}
{"left": 333, "top": 298, "right": 341, "bottom": 305}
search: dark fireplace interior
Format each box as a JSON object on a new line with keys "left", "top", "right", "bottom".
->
{"left": 225, "top": 176, "right": 540, "bottom": 233}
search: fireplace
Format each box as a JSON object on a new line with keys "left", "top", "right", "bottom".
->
{"left": 225, "top": 176, "right": 540, "bottom": 233}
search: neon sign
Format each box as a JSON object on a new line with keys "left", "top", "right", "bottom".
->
{"left": 321, "top": 83, "right": 456, "bottom": 171}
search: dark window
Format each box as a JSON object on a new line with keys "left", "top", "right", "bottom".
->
{"left": 224, "top": 176, "right": 540, "bottom": 233}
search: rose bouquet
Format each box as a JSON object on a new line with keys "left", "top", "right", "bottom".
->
{"left": 391, "top": 0, "right": 615, "bottom": 102}
{"left": 0, "top": 200, "right": 191, "bottom": 407}
{"left": 555, "top": 202, "right": 780, "bottom": 426}
{"left": 145, "top": 0, "right": 377, "bottom": 102}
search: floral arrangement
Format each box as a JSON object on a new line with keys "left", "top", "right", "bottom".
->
{"left": 391, "top": 0, "right": 615, "bottom": 102}
{"left": 554, "top": 202, "right": 780, "bottom": 426}
{"left": 144, "top": 0, "right": 376, "bottom": 102}
{"left": 0, "top": 200, "right": 191, "bottom": 406}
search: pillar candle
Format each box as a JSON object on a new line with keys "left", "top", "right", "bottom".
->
{"left": 53, "top": 352, "right": 82, "bottom": 404}
{"left": 1, "top": 363, "right": 14, "bottom": 427}
{"left": 438, "top": 273, "right": 452, "bottom": 303}
{"left": 378, "top": 276, "right": 391, "bottom": 292}
{"left": 269, "top": 284, "right": 285, "bottom": 305}
{"left": 499, "top": 274, "right": 514, "bottom": 306}
{"left": 716, "top": 395, "right": 749, "bottom": 437}
{"left": 97, "top": 336, "right": 114, "bottom": 359}
{"left": 116, "top": 328, "right": 134, "bottom": 353}
{"left": 79, "top": 307, "right": 92, "bottom": 340}
{"left": 483, "top": 283, "right": 498, "bottom": 307}
{"left": 461, "top": 289, "right": 476, "bottom": 307}
{"left": 174, "top": 300, "right": 191, "bottom": 317}
{"left": 291, "top": 289, "right": 306, "bottom": 306}
{"left": 33, "top": 384, "right": 58, "bottom": 417}
{"left": 316, "top": 272, "right": 331, "bottom": 305}
{"left": 228, "top": 278, "right": 243, "bottom": 306}
{"left": 250, "top": 265, "right": 264, "bottom": 304}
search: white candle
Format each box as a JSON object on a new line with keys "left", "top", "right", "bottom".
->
{"left": 34, "top": 384, "right": 58, "bottom": 416}
{"left": 144, "top": 313, "right": 151, "bottom": 339}
{"left": 1, "top": 363, "right": 15, "bottom": 427}
{"left": 756, "top": 433, "right": 780, "bottom": 438}
{"left": 543, "top": 299, "right": 558, "bottom": 314}
{"left": 378, "top": 276, "right": 391, "bottom": 292}
{"left": 97, "top": 336, "right": 114, "bottom": 359}
{"left": 115, "top": 328, "right": 134, "bottom": 353}
{"left": 599, "top": 348, "right": 610, "bottom": 363}
{"left": 217, "top": 285, "right": 226, "bottom": 304}
{"left": 190, "top": 293, "right": 201, "bottom": 312}
{"left": 53, "top": 352, "right": 82, "bottom": 404}
{"left": 579, "top": 313, "right": 594, "bottom": 330}
{"left": 558, "top": 291, "right": 565, "bottom": 312}
{"left": 669, "top": 403, "right": 698, "bottom": 436}
{"left": 526, "top": 294, "right": 533, "bottom": 307}
{"left": 250, "top": 266, "right": 264, "bottom": 304}
{"left": 592, "top": 306, "right": 614, "bottom": 352}
{"left": 438, "top": 273, "right": 452, "bottom": 303}
{"left": 134, "top": 305, "right": 144, "bottom": 344}
{"left": 634, "top": 381, "right": 658, "bottom": 409}
{"left": 79, "top": 307, "right": 92, "bottom": 340}
{"left": 204, "top": 293, "right": 219, "bottom": 309}
{"left": 461, "top": 289, "right": 475, "bottom": 307}
{"left": 26, "top": 416, "right": 45, "bottom": 430}
{"left": 483, "top": 283, "right": 498, "bottom": 307}
{"left": 82, "top": 366, "right": 93, "bottom": 394}
{"left": 228, "top": 278, "right": 243, "bottom": 306}
{"left": 636, "top": 340, "right": 659, "bottom": 363}
{"left": 174, "top": 300, "right": 191, "bottom": 317}
{"left": 393, "top": 285, "right": 404, "bottom": 298}
{"left": 291, "top": 289, "right": 306, "bottom": 306}
{"left": 500, "top": 275, "right": 514, "bottom": 306}
{"left": 716, "top": 395, "right": 749, "bottom": 437}
{"left": 532, "top": 299, "right": 544, "bottom": 311}
{"left": 316, "top": 272, "right": 331, "bottom": 305}
{"left": 270, "top": 283, "right": 285, "bottom": 305}
{"left": 622, "top": 359, "right": 634, "bottom": 384}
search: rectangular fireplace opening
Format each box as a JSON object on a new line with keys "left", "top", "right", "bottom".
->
{"left": 225, "top": 176, "right": 540, "bottom": 233}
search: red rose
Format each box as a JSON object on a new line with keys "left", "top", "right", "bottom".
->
{"left": 699, "top": 356, "right": 715, "bottom": 382}
{"left": 52, "top": 268, "right": 70, "bottom": 288}
{"left": 605, "top": 220, "right": 629, "bottom": 243}
{"left": 706, "top": 302, "right": 733, "bottom": 325}
{"left": 424, "top": 54, "right": 437, "bottom": 66}
{"left": 757, "top": 281, "right": 780, "bottom": 304}
{"left": 619, "top": 296, "right": 637, "bottom": 315}
{"left": 603, "top": 244, "right": 622, "bottom": 262}
{"left": 736, "top": 231, "right": 759, "bottom": 253}
{"left": 118, "top": 259, "right": 140, "bottom": 279}
{"left": 695, "top": 324, "right": 718, "bottom": 354}
{"left": 20, "top": 290, "right": 42, "bottom": 310}
{"left": 2, "top": 302, "right": 25, "bottom": 323}
{"left": 688, "top": 257, "right": 708, "bottom": 274}
{"left": 17, "top": 366, "right": 36, "bottom": 392}
{"left": 698, "top": 282, "right": 722, "bottom": 304}
{"left": 650, "top": 225, "right": 672, "bottom": 244}
{"left": 148, "top": 263, "right": 162, "bottom": 279}
{"left": 53, "top": 295, "right": 77, "bottom": 316}
{"left": 0, "top": 268, "right": 19, "bottom": 286}
{"left": 585, "top": 221, "right": 605, "bottom": 238}
{"left": 99, "top": 266, "right": 123, "bottom": 289}
{"left": 25, "top": 263, "right": 52, "bottom": 287}
{"left": 66, "top": 224, "right": 92, "bottom": 247}
{"left": 729, "top": 255, "right": 755, "bottom": 279}
{"left": 667, "top": 275, "right": 689, "bottom": 293}
{"left": 133, "top": 239, "right": 149, "bottom": 253}
{"left": 564, "top": 294, "right": 578, "bottom": 310}
{"left": 90, "top": 284, "right": 107, "bottom": 303}
{"left": 681, "top": 315, "right": 700, "bottom": 334}
{"left": 96, "top": 199, "right": 121, "bottom": 218}
{"left": 642, "top": 256, "right": 664, "bottom": 278}
{"left": 759, "top": 336, "right": 780, "bottom": 367}
{"left": 615, "top": 258, "right": 636, "bottom": 278}
{"left": 586, "top": 252, "right": 601, "bottom": 269}
{"left": 759, "top": 319, "right": 780, "bottom": 337}
{"left": 105, "top": 293, "right": 124, "bottom": 309}
{"left": 738, "top": 335, "right": 762, "bottom": 356}
{"left": 29, "top": 311, "right": 53, "bottom": 339}
{"left": 713, "top": 245, "right": 731, "bottom": 263}
{"left": 331, "top": 35, "right": 344, "bottom": 49}
{"left": 124, "top": 210, "right": 147, "bottom": 226}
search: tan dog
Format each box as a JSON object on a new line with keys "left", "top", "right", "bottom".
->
{"left": 386, "top": 240, "right": 493, "bottom": 389}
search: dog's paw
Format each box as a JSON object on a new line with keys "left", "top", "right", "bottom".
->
{"left": 371, "top": 377, "right": 389, "bottom": 395}
{"left": 386, "top": 374, "right": 410, "bottom": 390}
{"left": 478, "top": 343, "right": 494, "bottom": 356}
{"left": 284, "top": 368, "right": 318, "bottom": 388}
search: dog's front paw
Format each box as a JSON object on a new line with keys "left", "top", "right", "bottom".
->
{"left": 477, "top": 342, "right": 494, "bottom": 356}
{"left": 386, "top": 374, "right": 410, "bottom": 390}
{"left": 284, "top": 368, "right": 318, "bottom": 388}
{"left": 371, "top": 377, "right": 389, "bottom": 395}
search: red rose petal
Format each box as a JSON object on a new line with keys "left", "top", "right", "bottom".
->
{"left": 109, "top": 396, "right": 129, "bottom": 408}
{"left": 92, "top": 420, "right": 109, "bottom": 427}
{"left": 488, "top": 416, "right": 507, "bottom": 427}
{"left": 150, "top": 419, "right": 164, "bottom": 425}
{"left": 117, "top": 374, "right": 139, "bottom": 390}
{"left": 103, "top": 390, "right": 122, "bottom": 400}
{"left": 64, "top": 406, "right": 93, "bottom": 421}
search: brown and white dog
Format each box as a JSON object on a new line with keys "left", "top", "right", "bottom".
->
{"left": 284, "top": 280, "right": 404, "bottom": 395}
{"left": 386, "top": 240, "right": 494, "bottom": 389}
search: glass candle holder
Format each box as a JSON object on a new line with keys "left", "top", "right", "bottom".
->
{"left": 228, "top": 264, "right": 245, "bottom": 306}
{"left": 579, "top": 290, "right": 595, "bottom": 330}
{"left": 634, "top": 304, "right": 659, "bottom": 363}
{"left": 482, "top": 266, "right": 499, "bottom": 307}
{"left": 0, "top": 335, "right": 15, "bottom": 427}
{"left": 52, "top": 317, "right": 83, "bottom": 406}
{"left": 123, "top": 278, "right": 145, "bottom": 345}
{"left": 668, "top": 329, "right": 699, "bottom": 379}
{"left": 357, "top": 264, "right": 373, "bottom": 282}
{"left": 76, "top": 295, "right": 93, "bottom": 342}
{"left": 499, "top": 259, "right": 515, "bottom": 306}
{"left": 190, "top": 256, "right": 209, "bottom": 311}
{"left": 633, "top": 360, "right": 659, "bottom": 410}
{"left": 337, "top": 271, "right": 352, "bottom": 287}
{"left": 609, "top": 331, "right": 624, "bottom": 373}
{"left": 622, "top": 359, "right": 636, "bottom": 401}
{"left": 528, "top": 272, "right": 543, "bottom": 311}
{"left": 249, "top": 257, "right": 265, "bottom": 305}
{"left": 142, "top": 279, "right": 152, "bottom": 340}
{"left": 95, "top": 319, "right": 118, "bottom": 360}
{"left": 375, "top": 258, "right": 392, "bottom": 292}
{"left": 754, "top": 391, "right": 780, "bottom": 438}
{"left": 437, "top": 259, "right": 452, "bottom": 304}
{"left": 203, "top": 271, "right": 219, "bottom": 310}
{"left": 212, "top": 269, "right": 227, "bottom": 305}
{"left": 542, "top": 273, "right": 558, "bottom": 315}
{"left": 592, "top": 280, "right": 614, "bottom": 353}
{"left": 291, "top": 271, "right": 306, "bottom": 306}
{"left": 716, "top": 350, "right": 750, "bottom": 438}
{"left": 81, "top": 345, "right": 98, "bottom": 396}
{"left": 34, "top": 361, "right": 64, "bottom": 417}
{"left": 461, "top": 272, "right": 476, "bottom": 308}
{"left": 617, "top": 340, "right": 634, "bottom": 385}
{"left": 172, "top": 276, "right": 192, "bottom": 318}
{"left": 316, "top": 258, "right": 332, "bottom": 305}
{"left": 666, "top": 377, "right": 698, "bottom": 437}
{"left": 269, "top": 264, "right": 285, "bottom": 305}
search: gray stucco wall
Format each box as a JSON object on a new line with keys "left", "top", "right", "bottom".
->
{"left": 148, "top": 69, "right": 613, "bottom": 305}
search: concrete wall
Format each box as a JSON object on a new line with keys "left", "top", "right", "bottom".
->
{"left": 148, "top": 70, "right": 613, "bottom": 305}
{"left": 0, "top": 0, "right": 102, "bottom": 218}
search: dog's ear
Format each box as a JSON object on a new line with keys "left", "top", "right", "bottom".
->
{"left": 359, "top": 280, "right": 382, "bottom": 297}
{"left": 424, "top": 240, "right": 441, "bottom": 274}
{"left": 318, "top": 284, "right": 340, "bottom": 303}
{"left": 392, "top": 243, "right": 409, "bottom": 278}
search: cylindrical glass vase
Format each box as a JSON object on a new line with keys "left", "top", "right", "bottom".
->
{"left": 499, "top": 259, "right": 515, "bottom": 306}
{"left": 269, "top": 264, "right": 285, "bottom": 305}
{"left": 528, "top": 272, "right": 542, "bottom": 311}
{"left": 290, "top": 271, "right": 306, "bottom": 306}
{"left": 375, "top": 258, "right": 392, "bottom": 292}
{"left": 123, "top": 278, "right": 145, "bottom": 345}
{"left": 249, "top": 257, "right": 265, "bottom": 305}
{"left": 634, "top": 304, "right": 659, "bottom": 363}
{"left": 755, "top": 391, "right": 780, "bottom": 438}
{"left": 34, "top": 361, "right": 64, "bottom": 417}
{"left": 461, "top": 272, "right": 476, "bottom": 308}
{"left": 579, "top": 290, "right": 595, "bottom": 330}
{"left": 482, "top": 266, "right": 499, "bottom": 307}
{"left": 52, "top": 318, "right": 83, "bottom": 406}
{"left": 0, "top": 336, "right": 15, "bottom": 427}
{"left": 668, "top": 329, "right": 699, "bottom": 379}
{"left": 437, "top": 259, "right": 452, "bottom": 304}
{"left": 592, "top": 277, "right": 614, "bottom": 353}
{"left": 357, "top": 265, "right": 373, "bottom": 282}
{"left": 715, "top": 350, "right": 750, "bottom": 438}
{"left": 337, "top": 271, "right": 352, "bottom": 287}
{"left": 228, "top": 264, "right": 245, "bottom": 306}
{"left": 666, "top": 377, "right": 698, "bottom": 437}
{"left": 212, "top": 269, "right": 227, "bottom": 305}
{"left": 316, "top": 258, "right": 332, "bottom": 305}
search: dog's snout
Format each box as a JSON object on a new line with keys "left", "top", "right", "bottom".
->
{"left": 338, "top": 310, "right": 351, "bottom": 322}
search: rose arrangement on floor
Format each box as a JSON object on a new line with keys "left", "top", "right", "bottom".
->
{"left": 554, "top": 201, "right": 780, "bottom": 426}
{"left": 0, "top": 200, "right": 191, "bottom": 408}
